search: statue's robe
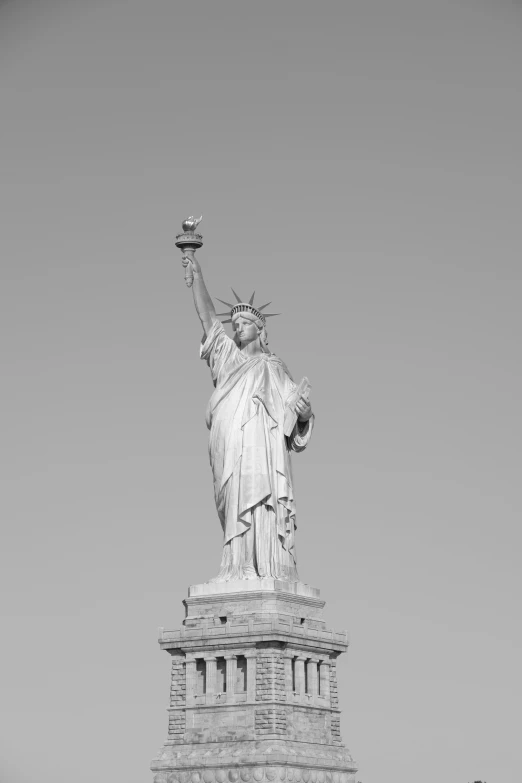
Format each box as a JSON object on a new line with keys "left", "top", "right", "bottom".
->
{"left": 201, "top": 321, "right": 314, "bottom": 582}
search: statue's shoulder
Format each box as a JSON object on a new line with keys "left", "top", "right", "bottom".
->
{"left": 267, "top": 353, "right": 293, "bottom": 381}
{"left": 201, "top": 321, "right": 240, "bottom": 369}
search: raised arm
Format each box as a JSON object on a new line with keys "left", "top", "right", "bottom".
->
{"left": 182, "top": 253, "right": 218, "bottom": 336}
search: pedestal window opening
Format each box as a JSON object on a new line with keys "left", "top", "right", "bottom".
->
{"left": 236, "top": 655, "right": 247, "bottom": 692}
{"left": 195, "top": 659, "right": 206, "bottom": 695}
{"left": 216, "top": 657, "right": 227, "bottom": 693}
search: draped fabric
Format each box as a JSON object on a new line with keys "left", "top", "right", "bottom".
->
{"left": 200, "top": 321, "right": 314, "bottom": 582}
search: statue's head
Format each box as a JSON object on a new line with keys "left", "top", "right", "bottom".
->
{"left": 231, "top": 310, "right": 269, "bottom": 352}
{"left": 216, "top": 291, "right": 278, "bottom": 353}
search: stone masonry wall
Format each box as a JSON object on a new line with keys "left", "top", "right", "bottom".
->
{"left": 329, "top": 658, "right": 341, "bottom": 745}
{"left": 255, "top": 643, "right": 285, "bottom": 701}
{"left": 255, "top": 706, "right": 286, "bottom": 736}
{"left": 285, "top": 705, "right": 329, "bottom": 744}
{"left": 273, "top": 648, "right": 286, "bottom": 703}
{"left": 255, "top": 643, "right": 286, "bottom": 735}
{"left": 168, "top": 654, "right": 185, "bottom": 740}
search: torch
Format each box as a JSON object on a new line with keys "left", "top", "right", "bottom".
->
{"left": 175, "top": 216, "right": 203, "bottom": 288}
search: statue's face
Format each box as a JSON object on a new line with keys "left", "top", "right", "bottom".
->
{"left": 233, "top": 315, "right": 259, "bottom": 346}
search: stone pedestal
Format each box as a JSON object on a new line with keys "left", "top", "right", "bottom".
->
{"left": 151, "top": 580, "right": 357, "bottom": 783}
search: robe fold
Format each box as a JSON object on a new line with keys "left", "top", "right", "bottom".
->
{"left": 200, "top": 321, "right": 314, "bottom": 582}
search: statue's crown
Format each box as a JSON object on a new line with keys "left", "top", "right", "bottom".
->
{"left": 216, "top": 290, "right": 280, "bottom": 325}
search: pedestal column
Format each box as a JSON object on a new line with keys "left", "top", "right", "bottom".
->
{"left": 295, "top": 656, "right": 306, "bottom": 699}
{"left": 319, "top": 659, "right": 331, "bottom": 702}
{"left": 225, "top": 654, "right": 236, "bottom": 703}
{"left": 307, "top": 657, "right": 319, "bottom": 701}
{"left": 205, "top": 656, "right": 217, "bottom": 702}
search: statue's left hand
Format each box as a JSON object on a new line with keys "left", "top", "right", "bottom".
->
{"left": 296, "top": 395, "right": 312, "bottom": 422}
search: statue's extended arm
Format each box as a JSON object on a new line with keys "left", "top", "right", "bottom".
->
{"left": 182, "top": 253, "right": 218, "bottom": 336}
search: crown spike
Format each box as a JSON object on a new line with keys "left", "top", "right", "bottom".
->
{"left": 263, "top": 313, "right": 281, "bottom": 319}
{"left": 257, "top": 301, "right": 272, "bottom": 312}
{"left": 249, "top": 291, "right": 256, "bottom": 305}
{"left": 221, "top": 318, "right": 233, "bottom": 324}
{"left": 216, "top": 298, "right": 235, "bottom": 309}
{"left": 231, "top": 288, "right": 243, "bottom": 303}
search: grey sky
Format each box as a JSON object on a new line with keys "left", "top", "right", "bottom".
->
{"left": 1, "top": 2, "right": 521, "bottom": 782}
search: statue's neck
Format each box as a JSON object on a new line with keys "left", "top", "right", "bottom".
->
{"left": 240, "top": 338, "right": 263, "bottom": 357}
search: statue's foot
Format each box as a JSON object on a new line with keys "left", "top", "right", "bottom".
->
{"left": 207, "top": 564, "right": 260, "bottom": 583}
{"left": 206, "top": 566, "right": 242, "bottom": 583}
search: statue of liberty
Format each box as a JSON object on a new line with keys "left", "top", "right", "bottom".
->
{"left": 181, "top": 234, "right": 314, "bottom": 583}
